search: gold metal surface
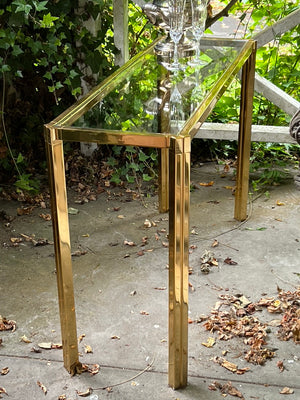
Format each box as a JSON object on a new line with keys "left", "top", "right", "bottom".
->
{"left": 234, "top": 41, "right": 257, "bottom": 221}
{"left": 159, "top": 148, "right": 169, "bottom": 213}
{"left": 44, "top": 127, "right": 81, "bottom": 375}
{"left": 57, "top": 126, "right": 170, "bottom": 148}
{"left": 168, "top": 136, "right": 190, "bottom": 389}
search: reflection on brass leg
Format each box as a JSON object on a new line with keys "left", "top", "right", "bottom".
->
{"left": 235, "top": 43, "right": 256, "bottom": 221}
{"left": 44, "top": 127, "right": 81, "bottom": 375}
{"left": 159, "top": 148, "right": 169, "bottom": 213}
{"left": 168, "top": 136, "right": 190, "bottom": 389}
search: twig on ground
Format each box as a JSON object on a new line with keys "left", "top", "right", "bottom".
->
{"left": 270, "top": 269, "right": 298, "bottom": 289}
{"left": 92, "top": 356, "right": 155, "bottom": 391}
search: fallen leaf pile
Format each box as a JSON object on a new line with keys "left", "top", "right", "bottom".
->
{"left": 275, "top": 287, "right": 300, "bottom": 343}
{"left": 201, "top": 287, "right": 299, "bottom": 371}
{"left": 64, "top": 149, "right": 154, "bottom": 204}
{"left": 204, "top": 304, "right": 273, "bottom": 366}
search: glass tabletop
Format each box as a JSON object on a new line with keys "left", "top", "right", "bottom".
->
{"left": 53, "top": 36, "right": 254, "bottom": 142}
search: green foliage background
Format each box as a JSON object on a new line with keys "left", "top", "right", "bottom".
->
{"left": 0, "top": 0, "right": 299, "bottom": 192}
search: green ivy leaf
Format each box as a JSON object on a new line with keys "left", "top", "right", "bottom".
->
{"left": 143, "top": 174, "right": 153, "bottom": 182}
{"left": 12, "top": 0, "right": 32, "bottom": 15}
{"left": 43, "top": 71, "right": 52, "bottom": 80}
{"left": 33, "top": 0, "right": 48, "bottom": 12}
{"left": 40, "top": 13, "right": 59, "bottom": 28}
{"left": 16, "top": 153, "right": 24, "bottom": 163}
{"left": 1, "top": 64, "right": 11, "bottom": 72}
{"left": 12, "top": 45, "right": 23, "bottom": 56}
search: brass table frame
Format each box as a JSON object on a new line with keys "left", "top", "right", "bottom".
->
{"left": 44, "top": 37, "right": 256, "bottom": 389}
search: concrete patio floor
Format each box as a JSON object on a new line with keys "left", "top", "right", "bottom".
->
{"left": 0, "top": 162, "right": 299, "bottom": 400}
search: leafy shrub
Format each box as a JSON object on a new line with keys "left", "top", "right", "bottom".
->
{"left": 0, "top": 0, "right": 116, "bottom": 188}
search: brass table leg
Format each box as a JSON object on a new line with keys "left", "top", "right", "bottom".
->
{"left": 168, "top": 136, "right": 190, "bottom": 389}
{"left": 158, "top": 148, "right": 169, "bottom": 213}
{"left": 44, "top": 127, "right": 81, "bottom": 375}
{"left": 234, "top": 42, "right": 257, "bottom": 221}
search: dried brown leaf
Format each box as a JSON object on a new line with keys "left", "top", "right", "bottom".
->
{"left": 224, "top": 257, "right": 238, "bottom": 265}
{"left": 38, "top": 342, "right": 62, "bottom": 350}
{"left": 199, "top": 181, "right": 214, "bottom": 186}
{"left": 201, "top": 337, "right": 215, "bottom": 348}
{"left": 280, "top": 387, "right": 294, "bottom": 394}
{"left": 221, "top": 359, "right": 238, "bottom": 372}
{"left": 81, "top": 363, "right": 100, "bottom": 375}
{"left": 277, "top": 360, "right": 285, "bottom": 372}
{"left": 211, "top": 239, "right": 219, "bottom": 248}
{"left": 37, "top": 381, "right": 47, "bottom": 395}
{"left": 0, "top": 387, "right": 8, "bottom": 396}
{"left": 71, "top": 249, "right": 87, "bottom": 257}
{"left": 20, "top": 335, "right": 32, "bottom": 343}
{"left": 143, "top": 219, "right": 152, "bottom": 228}
{"left": 78, "top": 334, "right": 86, "bottom": 343}
{"left": 84, "top": 345, "right": 93, "bottom": 354}
{"left": 38, "top": 342, "right": 52, "bottom": 349}
{"left": 124, "top": 240, "right": 136, "bottom": 246}
{"left": 39, "top": 213, "right": 51, "bottom": 221}
{"left": 10, "top": 237, "right": 22, "bottom": 243}
{"left": 76, "top": 388, "right": 93, "bottom": 397}
{"left": 209, "top": 381, "right": 244, "bottom": 399}
{"left": 17, "top": 206, "right": 34, "bottom": 216}
{"left": 292, "top": 319, "right": 300, "bottom": 343}
{"left": 51, "top": 343, "right": 63, "bottom": 349}
{"left": 0, "top": 316, "right": 16, "bottom": 332}
{"left": 0, "top": 367, "right": 9, "bottom": 376}
{"left": 88, "top": 364, "right": 100, "bottom": 375}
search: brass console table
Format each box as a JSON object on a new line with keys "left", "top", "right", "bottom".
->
{"left": 44, "top": 37, "right": 256, "bottom": 389}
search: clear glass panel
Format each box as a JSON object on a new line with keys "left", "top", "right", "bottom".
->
{"left": 72, "top": 37, "right": 246, "bottom": 135}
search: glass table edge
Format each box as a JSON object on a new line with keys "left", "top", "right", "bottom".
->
{"left": 47, "top": 36, "right": 254, "bottom": 128}
{"left": 180, "top": 39, "right": 256, "bottom": 139}
{"left": 45, "top": 38, "right": 256, "bottom": 145}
